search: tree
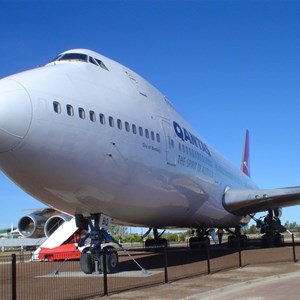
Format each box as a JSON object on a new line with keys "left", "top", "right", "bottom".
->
{"left": 245, "top": 224, "right": 259, "bottom": 234}
{"left": 108, "top": 224, "right": 128, "bottom": 236}
{"left": 284, "top": 221, "right": 300, "bottom": 232}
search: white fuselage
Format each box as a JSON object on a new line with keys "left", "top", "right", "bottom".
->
{"left": 0, "top": 49, "right": 257, "bottom": 229}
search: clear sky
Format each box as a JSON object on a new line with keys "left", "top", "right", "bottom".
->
{"left": 0, "top": 0, "right": 300, "bottom": 229}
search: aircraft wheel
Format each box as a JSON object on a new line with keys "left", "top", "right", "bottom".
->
{"left": 145, "top": 239, "right": 154, "bottom": 248}
{"left": 201, "top": 236, "right": 210, "bottom": 247}
{"left": 227, "top": 235, "right": 234, "bottom": 248}
{"left": 240, "top": 234, "right": 248, "bottom": 248}
{"left": 101, "top": 246, "right": 118, "bottom": 273}
{"left": 189, "top": 237, "right": 198, "bottom": 249}
{"left": 227, "top": 235, "right": 240, "bottom": 248}
{"left": 189, "top": 237, "right": 210, "bottom": 249}
{"left": 145, "top": 238, "right": 168, "bottom": 249}
{"left": 274, "top": 233, "right": 284, "bottom": 247}
{"left": 80, "top": 248, "right": 94, "bottom": 274}
{"left": 160, "top": 238, "right": 168, "bottom": 247}
{"left": 261, "top": 234, "right": 272, "bottom": 248}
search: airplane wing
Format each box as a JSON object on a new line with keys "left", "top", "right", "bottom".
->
{"left": 223, "top": 186, "right": 300, "bottom": 215}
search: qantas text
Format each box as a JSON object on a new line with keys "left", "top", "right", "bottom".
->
{"left": 173, "top": 121, "right": 211, "bottom": 157}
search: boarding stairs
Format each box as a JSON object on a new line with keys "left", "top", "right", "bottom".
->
{"left": 32, "top": 217, "right": 78, "bottom": 260}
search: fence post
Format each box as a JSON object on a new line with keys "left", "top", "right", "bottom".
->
{"left": 164, "top": 245, "right": 168, "bottom": 283}
{"left": 102, "top": 251, "right": 108, "bottom": 296}
{"left": 206, "top": 243, "right": 210, "bottom": 275}
{"left": 292, "top": 234, "right": 297, "bottom": 263}
{"left": 238, "top": 238, "right": 242, "bottom": 268}
{"left": 11, "top": 253, "right": 16, "bottom": 300}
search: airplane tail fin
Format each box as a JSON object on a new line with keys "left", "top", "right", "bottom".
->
{"left": 241, "top": 129, "right": 250, "bottom": 177}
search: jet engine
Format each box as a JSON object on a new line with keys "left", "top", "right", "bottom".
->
{"left": 17, "top": 208, "right": 71, "bottom": 238}
{"left": 44, "top": 213, "right": 72, "bottom": 237}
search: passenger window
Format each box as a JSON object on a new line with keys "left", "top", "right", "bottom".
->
{"left": 109, "top": 116, "right": 114, "bottom": 127}
{"left": 99, "top": 113, "right": 105, "bottom": 125}
{"left": 145, "top": 129, "right": 149, "bottom": 139}
{"left": 66, "top": 104, "right": 74, "bottom": 116}
{"left": 78, "top": 107, "right": 85, "bottom": 119}
{"left": 53, "top": 101, "right": 61, "bottom": 113}
{"left": 139, "top": 126, "right": 143, "bottom": 136}
{"left": 125, "top": 122, "right": 130, "bottom": 132}
{"left": 117, "top": 119, "right": 122, "bottom": 130}
{"left": 179, "top": 143, "right": 181, "bottom": 151}
{"left": 90, "top": 110, "right": 96, "bottom": 122}
{"left": 156, "top": 133, "right": 160, "bottom": 143}
{"left": 132, "top": 124, "right": 137, "bottom": 134}
{"left": 151, "top": 131, "right": 155, "bottom": 141}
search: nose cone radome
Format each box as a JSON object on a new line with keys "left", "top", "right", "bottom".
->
{"left": 0, "top": 79, "right": 32, "bottom": 153}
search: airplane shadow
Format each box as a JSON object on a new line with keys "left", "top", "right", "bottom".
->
{"left": 115, "top": 240, "right": 300, "bottom": 272}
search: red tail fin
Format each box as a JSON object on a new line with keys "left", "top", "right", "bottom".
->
{"left": 241, "top": 129, "right": 250, "bottom": 177}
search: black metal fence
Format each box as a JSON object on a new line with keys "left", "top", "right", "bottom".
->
{"left": 1, "top": 236, "right": 300, "bottom": 300}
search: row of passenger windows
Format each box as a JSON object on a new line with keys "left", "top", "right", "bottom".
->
{"left": 53, "top": 102, "right": 161, "bottom": 143}
{"left": 178, "top": 142, "right": 212, "bottom": 167}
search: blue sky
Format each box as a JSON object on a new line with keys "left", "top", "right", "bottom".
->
{"left": 1, "top": 0, "right": 300, "bottom": 229}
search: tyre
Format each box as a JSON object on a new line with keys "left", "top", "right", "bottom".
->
{"left": 189, "top": 237, "right": 199, "bottom": 249}
{"left": 145, "top": 239, "right": 154, "bottom": 248}
{"left": 160, "top": 238, "right": 168, "bottom": 247}
{"left": 189, "top": 237, "right": 209, "bottom": 249}
{"left": 227, "top": 235, "right": 239, "bottom": 248}
{"left": 80, "top": 248, "right": 94, "bottom": 274}
{"left": 261, "top": 234, "right": 272, "bottom": 248}
{"left": 274, "top": 233, "right": 284, "bottom": 247}
{"left": 240, "top": 235, "right": 248, "bottom": 248}
{"left": 101, "top": 246, "right": 118, "bottom": 273}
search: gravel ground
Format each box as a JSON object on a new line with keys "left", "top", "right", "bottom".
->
{"left": 1, "top": 241, "right": 300, "bottom": 299}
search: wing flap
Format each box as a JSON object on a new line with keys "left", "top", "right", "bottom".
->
{"left": 224, "top": 187, "right": 300, "bottom": 215}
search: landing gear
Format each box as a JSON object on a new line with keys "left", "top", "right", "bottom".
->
{"left": 189, "top": 228, "right": 210, "bottom": 248}
{"left": 101, "top": 245, "right": 119, "bottom": 273}
{"left": 79, "top": 245, "right": 118, "bottom": 274}
{"left": 256, "top": 210, "right": 285, "bottom": 247}
{"left": 76, "top": 213, "right": 119, "bottom": 274}
{"left": 226, "top": 227, "right": 248, "bottom": 248}
{"left": 80, "top": 248, "right": 93, "bottom": 274}
{"left": 144, "top": 228, "right": 168, "bottom": 248}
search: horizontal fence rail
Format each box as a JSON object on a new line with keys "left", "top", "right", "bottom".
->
{"left": 0, "top": 236, "right": 299, "bottom": 299}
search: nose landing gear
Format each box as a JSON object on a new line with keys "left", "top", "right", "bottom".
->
{"left": 76, "top": 214, "right": 119, "bottom": 274}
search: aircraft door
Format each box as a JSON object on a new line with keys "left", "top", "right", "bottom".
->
{"left": 162, "top": 120, "right": 177, "bottom": 166}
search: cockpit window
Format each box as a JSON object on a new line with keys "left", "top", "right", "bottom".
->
{"left": 95, "top": 58, "right": 109, "bottom": 71}
{"left": 58, "top": 53, "right": 88, "bottom": 62}
{"left": 51, "top": 52, "right": 109, "bottom": 71}
{"left": 50, "top": 55, "right": 62, "bottom": 62}
{"left": 89, "top": 56, "right": 98, "bottom": 66}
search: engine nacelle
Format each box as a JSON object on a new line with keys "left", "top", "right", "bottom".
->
{"left": 17, "top": 208, "right": 70, "bottom": 238}
{"left": 44, "top": 213, "right": 72, "bottom": 237}
{"left": 18, "top": 214, "right": 47, "bottom": 238}
{"left": 274, "top": 208, "right": 282, "bottom": 218}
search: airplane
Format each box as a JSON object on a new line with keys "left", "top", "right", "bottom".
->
{"left": 0, "top": 225, "right": 18, "bottom": 238}
{"left": 1, "top": 48, "right": 300, "bottom": 273}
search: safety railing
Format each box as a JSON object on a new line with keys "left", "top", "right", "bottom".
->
{"left": 1, "top": 236, "right": 299, "bottom": 300}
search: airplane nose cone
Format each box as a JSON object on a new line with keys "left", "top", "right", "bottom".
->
{"left": 0, "top": 79, "right": 32, "bottom": 153}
